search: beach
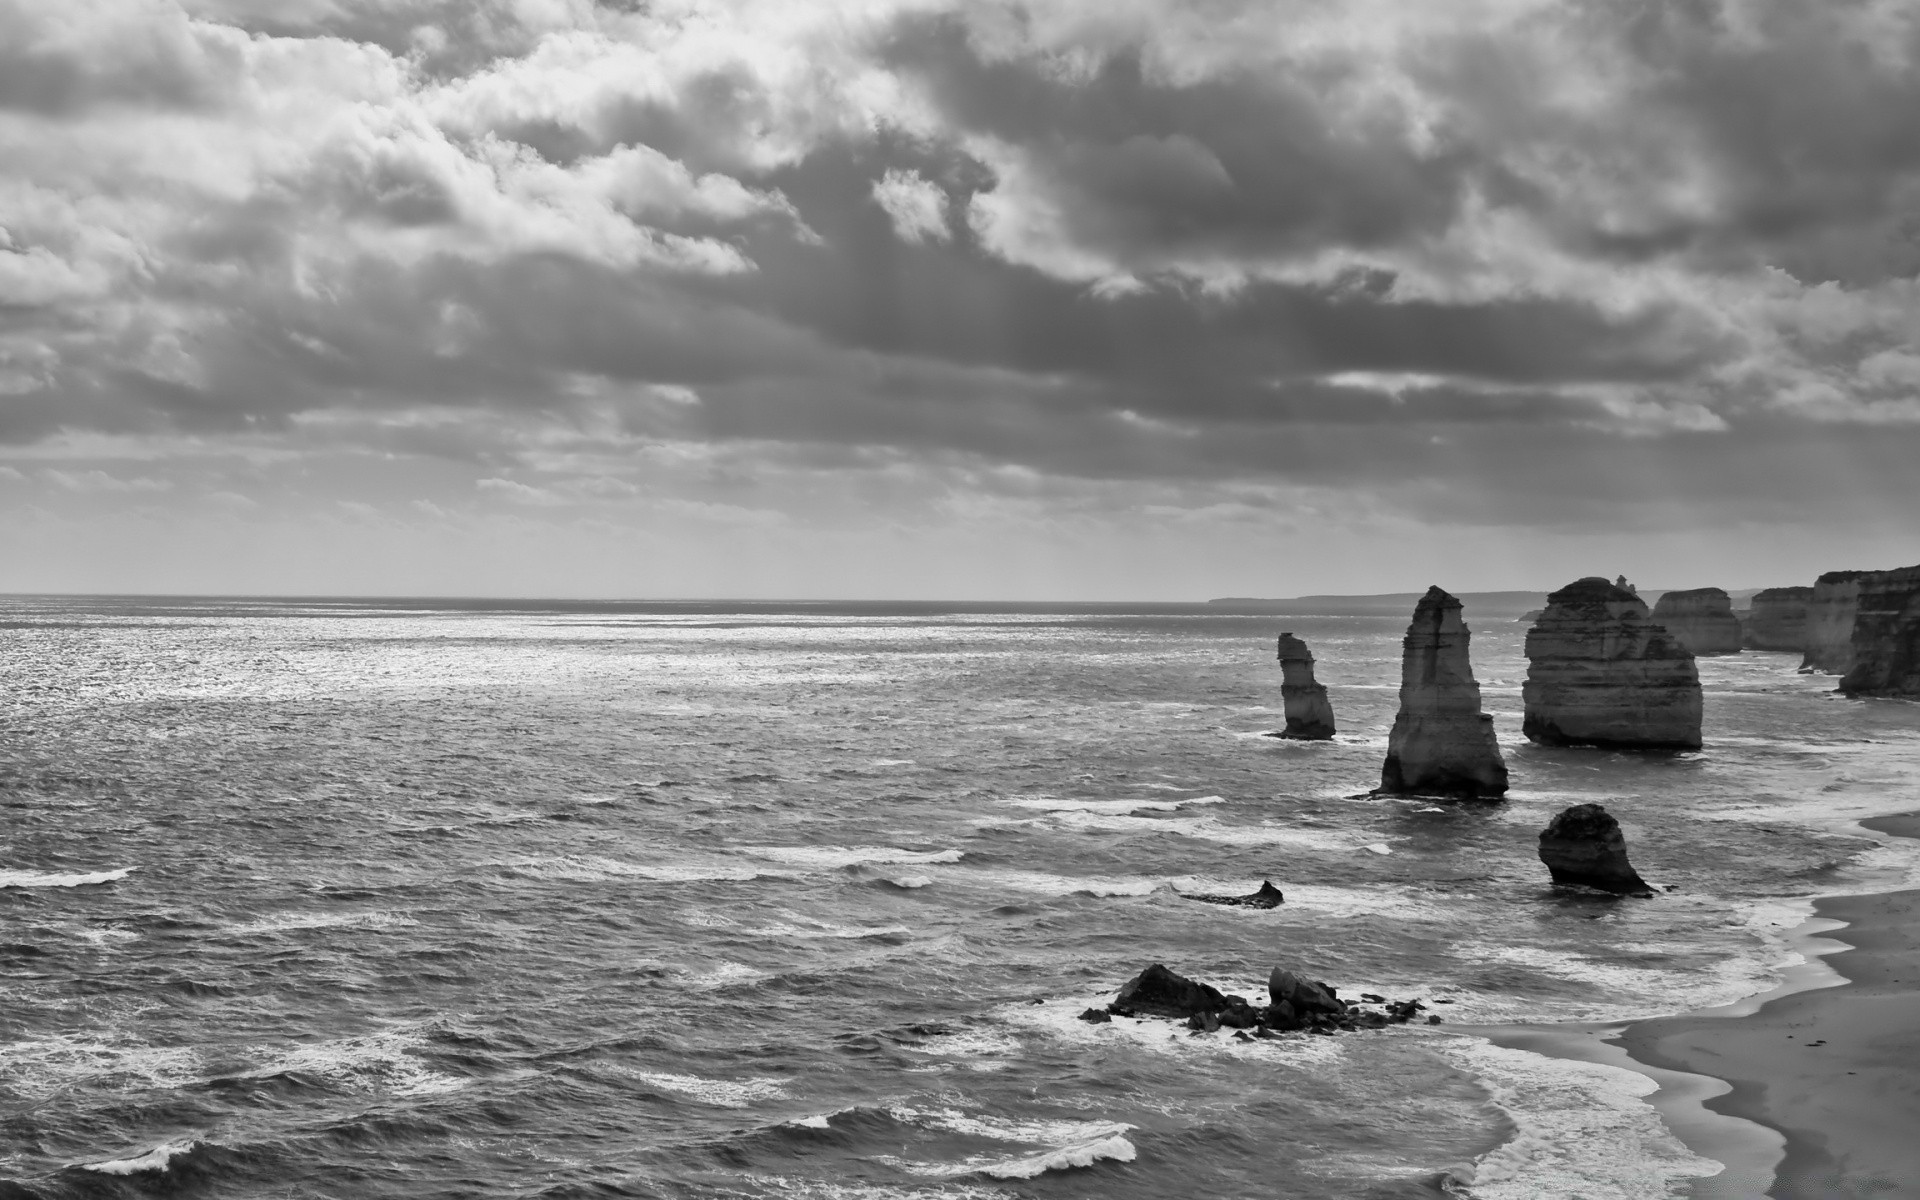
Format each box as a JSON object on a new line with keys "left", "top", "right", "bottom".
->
{"left": 1616, "top": 811, "right": 1920, "bottom": 1198}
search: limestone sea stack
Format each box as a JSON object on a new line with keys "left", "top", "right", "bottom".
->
{"left": 1743, "top": 586, "right": 1814, "bottom": 652}
{"left": 1377, "top": 587, "right": 1508, "bottom": 799}
{"left": 1538, "top": 804, "right": 1652, "bottom": 896}
{"left": 1523, "top": 577, "right": 1702, "bottom": 750}
{"left": 1275, "top": 633, "right": 1336, "bottom": 740}
{"left": 1837, "top": 564, "right": 1920, "bottom": 698}
{"left": 1800, "top": 570, "right": 1872, "bottom": 674}
{"left": 1649, "top": 588, "right": 1743, "bottom": 656}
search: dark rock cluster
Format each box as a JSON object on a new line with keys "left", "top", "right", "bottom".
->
{"left": 1081, "top": 963, "right": 1435, "bottom": 1036}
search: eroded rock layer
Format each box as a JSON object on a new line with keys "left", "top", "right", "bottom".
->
{"left": 1523, "top": 577, "right": 1702, "bottom": 750}
{"left": 1744, "top": 586, "right": 1813, "bottom": 652}
{"left": 1801, "top": 570, "right": 1871, "bottom": 675}
{"left": 1275, "top": 632, "right": 1336, "bottom": 740}
{"left": 1837, "top": 564, "right": 1920, "bottom": 698}
{"left": 1538, "top": 803, "right": 1651, "bottom": 895}
{"left": 1649, "top": 587, "right": 1743, "bottom": 656}
{"left": 1377, "top": 586, "right": 1508, "bottom": 798}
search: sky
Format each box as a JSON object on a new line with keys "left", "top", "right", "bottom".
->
{"left": 2, "top": 0, "right": 1919, "bottom": 600}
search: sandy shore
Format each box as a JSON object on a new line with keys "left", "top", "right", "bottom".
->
{"left": 1615, "top": 811, "right": 1920, "bottom": 1198}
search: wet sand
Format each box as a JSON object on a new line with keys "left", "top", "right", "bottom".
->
{"left": 1619, "top": 811, "right": 1920, "bottom": 1198}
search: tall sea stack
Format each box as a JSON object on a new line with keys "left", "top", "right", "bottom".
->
{"left": 1523, "top": 577, "right": 1702, "bottom": 750}
{"left": 1837, "top": 564, "right": 1920, "bottom": 698}
{"left": 1275, "top": 633, "right": 1336, "bottom": 740}
{"left": 1744, "top": 586, "right": 1813, "bottom": 652}
{"left": 1801, "top": 570, "right": 1871, "bottom": 674}
{"left": 1377, "top": 587, "right": 1508, "bottom": 799}
{"left": 1649, "top": 588, "right": 1743, "bottom": 656}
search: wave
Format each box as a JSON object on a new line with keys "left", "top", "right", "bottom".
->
{"left": 745, "top": 846, "right": 965, "bottom": 869}
{"left": 79, "top": 1139, "right": 201, "bottom": 1175}
{"left": 225, "top": 910, "right": 418, "bottom": 936}
{"left": 495, "top": 855, "right": 768, "bottom": 884}
{"left": 1001, "top": 795, "right": 1225, "bottom": 815}
{"left": 878, "top": 1107, "right": 1137, "bottom": 1179}
{"left": 0, "top": 866, "right": 134, "bottom": 888}
{"left": 622, "top": 1070, "right": 787, "bottom": 1107}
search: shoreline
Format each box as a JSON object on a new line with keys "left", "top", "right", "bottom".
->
{"left": 1468, "top": 811, "right": 1920, "bottom": 1198}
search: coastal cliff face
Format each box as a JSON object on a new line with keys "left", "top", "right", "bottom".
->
{"left": 1649, "top": 588, "right": 1743, "bottom": 656}
{"left": 1275, "top": 633, "right": 1336, "bottom": 740}
{"left": 1801, "top": 571, "right": 1871, "bottom": 674}
{"left": 1378, "top": 587, "right": 1508, "bottom": 798}
{"left": 1743, "top": 586, "right": 1813, "bottom": 652}
{"left": 1523, "top": 577, "right": 1703, "bottom": 750}
{"left": 1837, "top": 565, "right": 1920, "bottom": 698}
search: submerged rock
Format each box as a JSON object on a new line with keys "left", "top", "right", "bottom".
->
{"left": 1275, "top": 633, "right": 1336, "bottom": 740}
{"left": 1377, "top": 586, "right": 1508, "bottom": 799}
{"left": 1744, "top": 586, "right": 1814, "bottom": 652}
{"left": 1837, "top": 564, "right": 1920, "bottom": 698}
{"left": 1522, "top": 577, "right": 1702, "bottom": 750}
{"left": 1649, "top": 588, "right": 1743, "bottom": 656}
{"left": 1801, "top": 570, "right": 1872, "bottom": 675}
{"left": 1181, "top": 880, "right": 1285, "bottom": 909}
{"left": 1538, "top": 803, "right": 1652, "bottom": 896}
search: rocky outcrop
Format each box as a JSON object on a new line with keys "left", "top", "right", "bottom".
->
{"left": 1837, "top": 564, "right": 1920, "bottom": 698}
{"left": 1649, "top": 588, "right": 1743, "bottom": 656}
{"left": 1180, "top": 881, "right": 1285, "bottom": 909}
{"left": 1377, "top": 587, "right": 1508, "bottom": 798}
{"left": 1523, "top": 577, "right": 1702, "bottom": 750}
{"left": 1538, "top": 804, "right": 1651, "bottom": 895}
{"left": 1800, "top": 571, "right": 1872, "bottom": 674}
{"left": 1089, "top": 963, "right": 1431, "bottom": 1034}
{"left": 1744, "top": 586, "right": 1813, "bottom": 652}
{"left": 1275, "top": 633, "right": 1336, "bottom": 740}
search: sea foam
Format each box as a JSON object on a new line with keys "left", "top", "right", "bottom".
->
{"left": 0, "top": 867, "right": 134, "bottom": 888}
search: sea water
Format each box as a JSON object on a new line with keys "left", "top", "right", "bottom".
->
{"left": 3, "top": 595, "right": 1920, "bottom": 1199}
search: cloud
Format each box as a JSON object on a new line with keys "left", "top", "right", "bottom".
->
{"left": 0, "top": 0, "right": 1917, "bottom": 597}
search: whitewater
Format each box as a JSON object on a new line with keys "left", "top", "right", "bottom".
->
{"left": 3, "top": 595, "right": 1918, "bottom": 1199}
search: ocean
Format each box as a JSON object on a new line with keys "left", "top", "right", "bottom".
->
{"left": 4, "top": 595, "right": 1919, "bottom": 1199}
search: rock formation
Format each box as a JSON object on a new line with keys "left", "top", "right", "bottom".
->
{"left": 1837, "top": 564, "right": 1920, "bottom": 698}
{"left": 1538, "top": 804, "right": 1652, "bottom": 896}
{"left": 1180, "top": 881, "right": 1284, "bottom": 909}
{"left": 1649, "top": 587, "right": 1744, "bottom": 656}
{"left": 1274, "top": 633, "right": 1336, "bottom": 740}
{"left": 1377, "top": 587, "right": 1508, "bottom": 798}
{"left": 1089, "top": 963, "right": 1430, "bottom": 1034}
{"left": 1522, "top": 577, "right": 1702, "bottom": 750}
{"left": 1801, "top": 570, "right": 1872, "bottom": 675}
{"left": 1743, "top": 586, "right": 1813, "bottom": 652}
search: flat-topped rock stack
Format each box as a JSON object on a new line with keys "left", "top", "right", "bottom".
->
{"left": 1744, "top": 586, "right": 1813, "bottom": 652}
{"left": 1801, "top": 570, "right": 1872, "bottom": 675}
{"left": 1523, "top": 577, "right": 1702, "bottom": 750}
{"left": 1837, "top": 564, "right": 1920, "bottom": 698}
{"left": 1649, "top": 587, "right": 1743, "bottom": 656}
{"left": 1377, "top": 586, "right": 1508, "bottom": 799}
{"left": 1275, "top": 632, "right": 1336, "bottom": 740}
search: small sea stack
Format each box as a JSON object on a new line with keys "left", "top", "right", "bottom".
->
{"left": 1377, "top": 586, "right": 1508, "bottom": 799}
{"left": 1180, "top": 880, "right": 1285, "bottom": 909}
{"left": 1275, "top": 633, "right": 1336, "bottom": 740}
{"left": 1538, "top": 803, "right": 1652, "bottom": 896}
{"left": 1649, "top": 588, "right": 1743, "bottom": 656}
{"left": 1801, "top": 570, "right": 1872, "bottom": 675}
{"left": 1522, "top": 577, "right": 1702, "bottom": 750}
{"left": 1837, "top": 564, "right": 1920, "bottom": 698}
{"left": 1744, "top": 586, "right": 1814, "bottom": 652}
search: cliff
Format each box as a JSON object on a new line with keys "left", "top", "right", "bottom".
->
{"left": 1649, "top": 587, "right": 1743, "bottom": 656}
{"left": 1801, "top": 570, "right": 1872, "bottom": 675}
{"left": 1522, "top": 577, "right": 1702, "bottom": 750}
{"left": 1743, "top": 586, "right": 1813, "bottom": 652}
{"left": 1837, "top": 564, "right": 1920, "bottom": 698}
{"left": 1377, "top": 586, "right": 1508, "bottom": 798}
{"left": 1275, "top": 632, "right": 1336, "bottom": 740}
